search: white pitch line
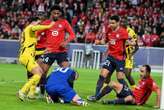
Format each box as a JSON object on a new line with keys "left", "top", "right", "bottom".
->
{"left": 0, "top": 80, "right": 25, "bottom": 84}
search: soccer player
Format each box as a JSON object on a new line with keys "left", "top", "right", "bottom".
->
{"left": 101, "top": 65, "right": 161, "bottom": 108}
{"left": 45, "top": 61, "right": 88, "bottom": 106}
{"left": 26, "top": 19, "right": 51, "bottom": 97}
{"left": 17, "top": 17, "right": 54, "bottom": 101}
{"left": 26, "top": 5, "right": 75, "bottom": 97}
{"left": 125, "top": 26, "right": 139, "bottom": 88}
{"left": 26, "top": 12, "right": 49, "bottom": 96}
{"left": 87, "top": 15, "right": 130, "bottom": 101}
{"left": 39, "top": 5, "right": 75, "bottom": 78}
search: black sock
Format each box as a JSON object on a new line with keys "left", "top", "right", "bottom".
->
{"left": 39, "top": 75, "right": 46, "bottom": 95}
{"left": 107, "top": 98, "right": 125, "bottom": 104}
{"left": 125, "top": 69, "right": 135, "bottom": 85}
{"left": 96, "top": 85, "right": 112, "bottom": 100}
{"left": 95, "top": 75, "right": 105, "bottom": 97}
{"left": 118, "top": 79, "right": 128, "bottom": 87}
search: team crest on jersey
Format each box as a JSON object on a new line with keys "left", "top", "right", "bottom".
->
{"left": 52, "top": 30, "right": 59, "bottom": 36}
{"left": 58, "top": 24, "right": 62, "bottom": 28}
{"left": 116, "top": 34, "right": 119, "bottom": 38}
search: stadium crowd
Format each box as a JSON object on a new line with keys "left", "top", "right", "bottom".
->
{"left": 0, "top": 0, "right": 163, "bottom": 47}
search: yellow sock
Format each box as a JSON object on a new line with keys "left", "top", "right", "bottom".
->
{"left": 20, "top": 74, "right": 41, "bottom": 94}
{"left": 27, "top": 85, "right": 36, "bottom": 97}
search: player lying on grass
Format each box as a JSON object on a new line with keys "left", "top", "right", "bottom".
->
{"left": 90, "top": 65, "right": 161, "bottom": 108}
{"left": 45, "top": 60, "right": 88, "bottom": 106}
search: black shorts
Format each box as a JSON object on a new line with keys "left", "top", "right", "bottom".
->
{"left": 102, "top": 55, "right": 125, "bottom": 73}
{"left": 35, "top": 48, "right": 46, "bottom": 60}
{"left": 41, "top": 52, "right": 69, "bottom": 65}
{"left": 117, "top": 85, "right": 133, "bottom": 98}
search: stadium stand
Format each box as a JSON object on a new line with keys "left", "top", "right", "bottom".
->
{"left": 0, "top": 0, "right": 163, "bottom": 47}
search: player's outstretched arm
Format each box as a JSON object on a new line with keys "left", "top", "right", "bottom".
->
{"left": 31, "top": 22, "right": 55, "bottom": 31}
{"left": 152, "top": 81, "right": 161, "bottom": 108}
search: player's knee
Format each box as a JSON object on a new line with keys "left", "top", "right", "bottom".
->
{"left": 31, "top": 66, "right": 43, "bottom": 76}
{"left": 117, "top": 72, "right": 125, "bottom": 79}
{"left": 109, "top": 81, "right": 116, "bottom": 88}
{"left": 100, "top": 68, "right": 110, "bottom": 78}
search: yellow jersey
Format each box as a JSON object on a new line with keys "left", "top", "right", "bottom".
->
{"left": 18, "top": 22, "right": 53, "bottom": 72}
{"left": 127, "top": 27, "right": 137, "bottom": 41}
{"left": 125, "top": 27, "right": 138, "bottom": 68}
{"left": 126, "top": 27, "right": 138, "bottom": 58}
{"left": 20, "top": 23, "right": 53, "bottom": 48}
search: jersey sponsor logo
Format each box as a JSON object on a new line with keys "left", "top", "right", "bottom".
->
{"left": 52, "top": 30, "right": 59, "bottom": 36}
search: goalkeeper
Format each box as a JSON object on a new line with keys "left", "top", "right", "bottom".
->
{"left": 45, "top": 61, "right": 88, "bottom": 106}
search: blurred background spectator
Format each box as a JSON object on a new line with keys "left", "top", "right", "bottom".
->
{"left": 0, "top": 0, "right": 163, "bottom": 47}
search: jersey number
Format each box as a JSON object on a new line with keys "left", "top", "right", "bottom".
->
{"left": 55, "top": 68, "right": 69, "bottom": 73}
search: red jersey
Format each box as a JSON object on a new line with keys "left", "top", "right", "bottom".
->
{"left": 36, "top": 19, "right": 51, "bottom": 49}
{"left": 45, "top": 19, "right": 75, "bottom": 52}
{"left": 106, "top": 27, "right": 128, "bottom": 60}
{"left": 133, "top": 76, "right": 153, "bottom": 105}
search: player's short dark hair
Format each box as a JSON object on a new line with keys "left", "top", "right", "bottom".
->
{"left": 143, "top": 64, "right": 151, "bottom": 73}
{"left": 110, "top": 15, "right": 120, "bottom": 22}
{"left": 49, "top": 4, "right": 64, "bottom": 17}
{"left": 50, "top": 4, "right": 63, "bottom": 13}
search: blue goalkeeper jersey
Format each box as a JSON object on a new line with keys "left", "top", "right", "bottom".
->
{"left": 46, "top": 67, "right": 76, "bottom": 90}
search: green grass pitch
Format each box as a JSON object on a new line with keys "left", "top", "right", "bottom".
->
{"left": 0, "top": 63, "right": 162, "bottom": 110}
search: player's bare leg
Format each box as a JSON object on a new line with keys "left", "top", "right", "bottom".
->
{"left": 36, "top": 58, "right": 51, "bottom": 96}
